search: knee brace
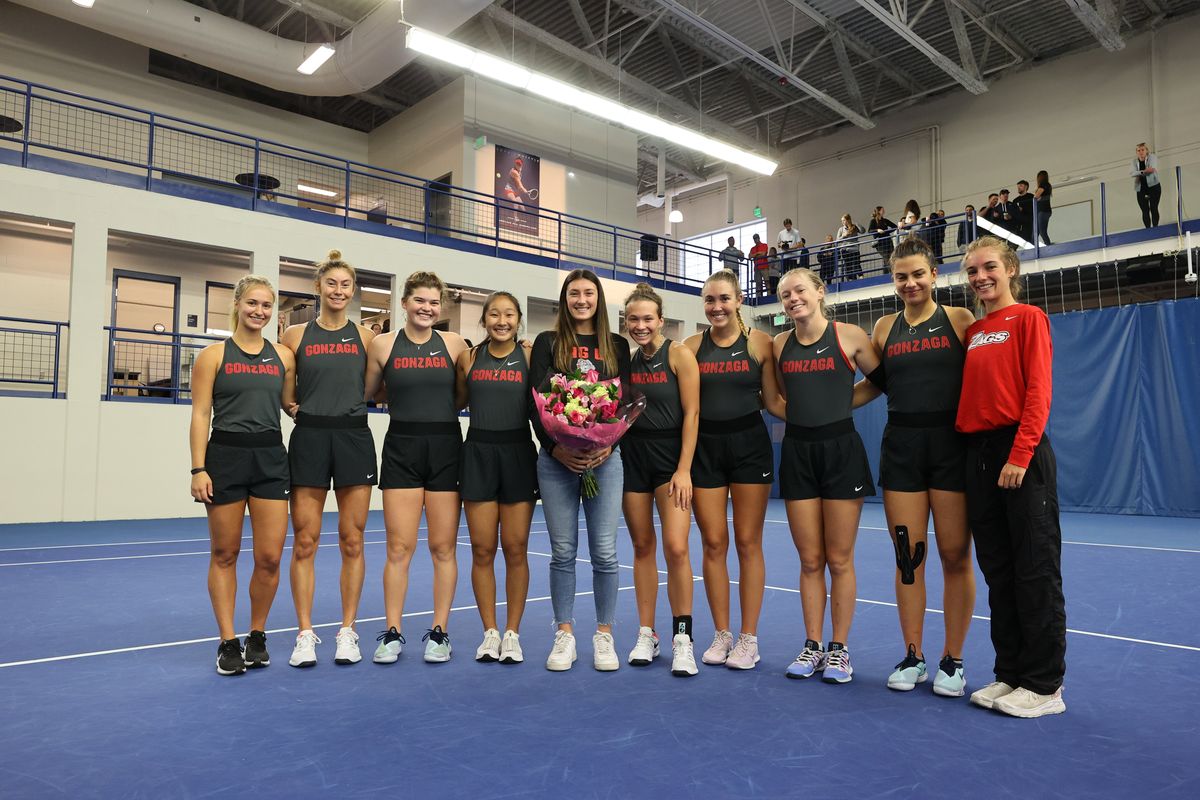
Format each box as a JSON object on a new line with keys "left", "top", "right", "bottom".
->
{"left": 893, "top": 525, "right": 926, "bottom": 585}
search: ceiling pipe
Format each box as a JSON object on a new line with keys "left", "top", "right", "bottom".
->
{"left": 10, "top": 0, "right": 493, "bottom": 96}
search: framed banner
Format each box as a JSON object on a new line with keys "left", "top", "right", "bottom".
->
{"left": 495, "top": 144, "right": 540, "bottom": 236}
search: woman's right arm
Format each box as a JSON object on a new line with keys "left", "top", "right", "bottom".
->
{"left": 364, "top": 334, "right": 388, "bottom": 402}
{"left": 529, "top": 333, "right": 590, "bottom": 471}
{"left": 189, "top": 344, "right": 219, "bottom": 503}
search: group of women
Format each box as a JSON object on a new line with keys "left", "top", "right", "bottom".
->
{"left": 189, "top": 235, "right": 1066, "bottom": 720}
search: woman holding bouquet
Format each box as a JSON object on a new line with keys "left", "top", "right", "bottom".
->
{"left": 684, "top": 269, "right": 786, "bottom": 670}
{"left": 364, "top": 271, "right": 468, "bottom": 664}
{"left": 530, "top": 269, "right": 631, "bottom": 672}
{"left": 622, "top": 283, "right": 701, "bottom": 676}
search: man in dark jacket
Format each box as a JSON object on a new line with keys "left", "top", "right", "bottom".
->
{"left": 1012, "top": 180, "right": 1034, "bottom": 243}
{"left": 957, "top": 204, "right": 977, "bottom": 249}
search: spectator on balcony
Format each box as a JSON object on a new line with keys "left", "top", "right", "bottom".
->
{"left": 837, "top": 214, "right": 864, "bottom": 280}
{"left": 719, "top": 236, "right": 744, "bottom": 272}
{"left": 927, "top": 210, "right": 947, "bottom": 262}
{"left": 995, "top": 189, "right": 1017, "bottom": 236}
{"left": 778, "top": 218, "right": 800, "bottom": 251}
{"left": 958, "top": 204, "right": 977, "bottom": 249}
{"left": 869, "top": 206, "right": 897, "bottom": 264}
{"left": 977, "top": 193, "right": 1000, "bottom": 231}
{"left": 1013, "top": 180, "right": 1034, "bottom": 243}
{"left": 1131, "top": 143, "right": 1161, "bottom": 228}
{"left": 1035, "top": 170, "right": 1053, "bottom": 245}
{"left": 371, "top": 323, "right": 383, "bottom": 335}
{"left": 767, "top": 246, "right": 782, "bottom": 295}
{"left": 897, "top": 204, "right": 923, "bottom": 243}
{"left": 749, "top": 233, "right": 771, "bottom": 298}
{"left": 797, "top": 237, "right": 810, "bottom": 270}
{"left": 817, "top": 235, "right": 837, "bottom": 284}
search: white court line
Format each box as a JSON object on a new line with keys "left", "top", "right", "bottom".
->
{"left": 0, "top": 581, "right": 667, "bottom": 670}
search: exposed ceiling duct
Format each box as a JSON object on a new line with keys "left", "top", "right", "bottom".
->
{"left": 10, "top": 0, "right": 494, "bottom": 96}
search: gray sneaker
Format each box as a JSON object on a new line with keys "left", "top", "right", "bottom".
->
{"left": 372, "top": 627, "right": 405, "bottom": 664}
{"left": 422, "top": 626, "right": 452, "bottom": 663}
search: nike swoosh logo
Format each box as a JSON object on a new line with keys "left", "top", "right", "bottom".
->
{"left": 928, "top": 326, "right": 943, "bottom": 333}
{"left": 367, "top": 474, "right": 374, "bottom": 479}
{"left": 428, "top": 351, "right": 442, "bottom": 356}
{"left": 1004, "top": 316, "right": 1018, "bottom": 321}
{"left": 284, "top": 490, "right": 290, "bottom": 495}
{"left": 762, "top": 472, "right": 772, "bottom": 478}
{"left": 652, "top": 363, "right": 662, "bottom": 369}
{"left": 731, "top": 351, "right": 744, "bottom": 357}
{"left": 262, "top": 358, "right": 274, "bottom": 362}
{"left": 505, "top": 360, "right": 520, "bottom": 366}
{"left": 341, "top": 337, "right": 354, "bottom": 343}
{"left": 854, "top": 485, "right": 863, "bottom": 492}
{"left": 816, "top": 347, "right": 829, "bottom": 354}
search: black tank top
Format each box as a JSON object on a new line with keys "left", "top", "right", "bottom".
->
{"left": 695, "top": 330, "right": 761, "bottom": 421}
{"left": 211, "top": 339, "right": 284, "bottom": 434}
{"left": 466, "top": 344, "right": 530, "bottom": 431}
{"left": 630, "top": 341, "right": 683, "bottom": 431}
{"left": 383, "top": 330, "right": 456, "bottom": 423}
{"left": 778, "top": 322, "right": 854, "bottom": 427}
{"left": 294, "top": 321, "right": 366, "bottom": 417}
{"left": 881, "top": 305, "right": 965, "bottom": 415}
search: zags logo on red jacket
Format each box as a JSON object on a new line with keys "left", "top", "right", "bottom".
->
{"left": 967, "top": 331, "right": 1010, "bottom": 350}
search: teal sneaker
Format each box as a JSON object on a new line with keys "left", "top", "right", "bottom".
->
{"left": 886, "top": 644, "right": 927, "bottom": 691}
{"left": 372, "top": 627, "right": 405, "bottom": 664}
{"left": 933, "top": 655, "right": 966, "bottom": 697}
{"left": 423, "top": 626, "right": 452, "bottom": 663}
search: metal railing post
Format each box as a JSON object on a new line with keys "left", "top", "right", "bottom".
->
{"left": 1177, "top": 164, "right": 1183, "bottom": 226}
{"left": 21, "top": 82, "right": 32, "bottom": 167}
{"left": 146, "top": 112, "right": 156, "bottom": 190}
{"left": 344, "top": 161, "right": 352, "bottom": 226}
{"left": 556, "top": 215, "right": 563, "bottom": 268}
{"left": 251, "top": 139, "right": 261, "bottom": 211}
{"left": 170, "top": 332, "right": 182, "bottom": 404}
{"left": 1100, "top": 182, "right": 1108, "bottom": 247}
{"left": 1033, "top": 197, "right": 1040, "bottom": 258}
{"left": 53, "top": 322, "right": 62, "bottom": 398}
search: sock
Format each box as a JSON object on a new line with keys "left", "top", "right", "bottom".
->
{"left": 673, "top": 615, "right": 693, "bottom": 640}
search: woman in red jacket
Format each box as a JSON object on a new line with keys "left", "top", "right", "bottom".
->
{"left": 956, "top": 235, "right": 1066, "bottom": 718}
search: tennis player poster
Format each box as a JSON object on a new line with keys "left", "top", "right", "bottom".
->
{"left": 495, "top": 144, "right": 540, "bottom": 236}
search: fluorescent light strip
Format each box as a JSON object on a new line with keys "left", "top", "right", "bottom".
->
{"left": 360, "top": 306, "right": 388, "bottom": 313}
{"left": 297, "top": 183, "right": 338, "bottom": 197}
{"left": 297, "top": 45, "right": 335, "bottom": 76}
{"left": 72, "top": 0, "right": 96, "bottom": 7}
{"left": 405, "top": 27, "right": 777, "bottom": 176}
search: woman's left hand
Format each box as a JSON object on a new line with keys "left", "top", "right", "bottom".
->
{"left": 587, "top": 447, "right": 613, "bottom": 469}
{"left": 668, "top": 469, "right": 693, "bottom": 510}
{"left": 998, "top": 462, "right": 1027, "bottom": 489}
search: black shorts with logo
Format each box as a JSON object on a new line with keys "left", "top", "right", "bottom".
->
{"left": 622, "top": 428, "right": 682, "bottom": 494}
{"left": 780, "top": 420, "right": 875, "bottom": 501}
{"left": 203, "top": 430, "right": 290, "bottom": 506}
{"left": 288, "top": 414, "right": 377, "bottom": 489}
{"left": 380, "top": 421, "right": 462, "bottom": 492}
{"left": 460, "top": 428, "right": 539, "bottom": 504}
{"left": 691, "top": 412, "right": 775, "bottom": 489}
{"left": 879, "top": 412, "right": 966, "bottom": 493}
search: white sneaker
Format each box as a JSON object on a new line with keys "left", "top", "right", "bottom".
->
{"left": 701, "top": 629, "right": 734, "bottom": 665}
{"left": 593, "top": 631, "right": 620, "bottom": 672}
{"left": 333, "top": 627, "right": 361, "bottom": 665}
{"left": 499, "top": 630, "right": 524, "bottom": 664}
{"left": 969, "top": 680, "right": 1016, "bottom": 709}
{"left": 475, "top": 628, "right": 502, "bottom": 662}
{"left": 671, "top": 634, "right": 698, "bottom": 677}
{"left": 994, "top": 687, "right": 1066, "bottom": 718}
{"left": 546, "top": 630, "right": 577, "bottom": 671}
{"left": 288, "top": 630, "right": 320, "bottom": 668}
{"left": 627, "top": 626, "right": 660, "bottom": 666}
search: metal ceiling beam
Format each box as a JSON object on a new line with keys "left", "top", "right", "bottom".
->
{"left": 270, "top": 0, "right": 358, "bottom": 32}
{"left": 1063, "top": 0, "right": 1126, "bottom": 51}
{"left": 652, "top": 0, "right": 875, "bottom": 129}
{"left": 754, "top": 0, "right": 790, "bottom": 70}
{"left": 829, "top": 33, "right": 866, "bottom": 116}
{"left": 653, "top": 27, "right": 699, "bottom": 108}
{"left": 637, "top": 146, "right": 704, "bottom": 183}
{"left": 779, "top": 1, "right": 923, "bottom": 95}
{"left": 950, "top": 0, "right": 1034, "bottom": 62}
{"left": 566, "top": 0, "right": 600, "bottom": 54}
{"left": 481, "top": 5, "right": 766, "bottom": 153}
{"left": 617, "top": 11, "right": 668, "bottom": 68}
{"left": 853, "top": 0, "right": 988, "bottom": 93}
{"left": 943, "top": 0, "right": 981, "bottom": 82}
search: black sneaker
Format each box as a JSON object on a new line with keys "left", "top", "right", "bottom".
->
{"left": 216, "top": 638, "right": 246, "bottom": 676}
{"left": 244, "top": 629, "right": 270, "bottom": 669}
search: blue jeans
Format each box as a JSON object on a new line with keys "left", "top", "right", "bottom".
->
{"left": 537, "top": 449, "right": 623, "bottom": 627}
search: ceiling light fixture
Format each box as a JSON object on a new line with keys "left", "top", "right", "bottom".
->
{"left": 297, "top": 183, "right": 338, "bottom": 197}
{"left": 668, "top": 210, "right": 684, "bottom": 223}
{"left": 297, "top": 45, "right": 336, "bottom": 76}
{"left": 72, "top": 0, "right": 96, "bottom": 7}
{"left": 405, "top": 27, "right": 777, "bottom": 176}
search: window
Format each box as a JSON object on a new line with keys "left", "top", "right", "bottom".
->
{"left": 683, "top": 220, "right": 767, "bottom": 283}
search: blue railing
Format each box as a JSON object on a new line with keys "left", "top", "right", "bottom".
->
{"left": 0, "top": 316, "right": 69, "bottom": 398}
{"left": 104, "top": 326, "right": 221, "bottom": 403}
{"left": 0, "top": 73, "right": 731, "bottom": 294}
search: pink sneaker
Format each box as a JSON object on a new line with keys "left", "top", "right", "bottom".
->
{"left": 725, "top": 633, "right": 760, "bottom": 670}
{"left": 701, "top": 630, "right": 734, "bottom": 665}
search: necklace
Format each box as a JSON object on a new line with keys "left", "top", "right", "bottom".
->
{"left": 488, "top": 342, "right": 517, "bottom": 376}
{"left": 640, "top": 337, "right": 666, "bottom": 363}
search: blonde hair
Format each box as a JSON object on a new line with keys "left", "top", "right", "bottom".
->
{"left": 553, "top": 269, "right": 617, "bottom": 374}
{"left": 778, "top": 267, "right": 829, "bottom": 319}
{"left": 704, "top": 269, "right": 757, "bottom": 361}
{"left": 229, "top": 275, "right": 276, "bottom": 333}
{"left": 314, "top": 249, "right": 356, "bottom": 287}
{"left": 623, "top": 282, "right": 663, "bottom": 318}
{"left": 402, "top": 271, "right": 445, "bottom": 302}
{"left": 964, "top": 235, "right": 1022, "bottom": 307}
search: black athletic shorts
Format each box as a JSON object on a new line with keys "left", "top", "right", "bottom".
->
{"left": 460, "top": 428, "right": 539, "bottom": 504}
{"left": 202, "top": 430, "right": 290, "bottom": 505}
{"left": 622, "top": 428, "right": 682, "bottom": 494}
{"left": 780, "top": 420, "right": 875, "bottom": 501}
{"left": 879, "top": 412, "right": 966, "bottom": 493}
{"left": 691, "top": 412, "right": 775, "bottom": 489}
{"left": 288, "top": 415, "right": 377, "bottom": 489}
{"left": 380, "top": 421, "right": 461, "bottom": 492}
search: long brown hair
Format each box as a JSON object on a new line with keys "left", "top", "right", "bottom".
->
{"left": 553, "top": 269, "right": 617, "bottom": 374}
{"left": 703, "top": 269, "right": 756, "bottom": 361}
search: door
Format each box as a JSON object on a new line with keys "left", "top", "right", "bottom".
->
{"left": 111, "top": 271, "right": 179, "bottom": 397}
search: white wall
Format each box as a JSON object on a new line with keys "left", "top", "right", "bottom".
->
{"left": 642, "top": 19, "right": 1200, "bottom": 247}
{"left": 0, "top": 161, "right": 710, "bottom": 524}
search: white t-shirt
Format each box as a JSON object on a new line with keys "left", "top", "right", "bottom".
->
{"left": 777, "top": 227, "right": 798, "bottom": 247}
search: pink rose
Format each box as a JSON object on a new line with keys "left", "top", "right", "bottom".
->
{"left": 551, "top": 401, "right": 565, "bottom": 415}
{"left": 584, "top": 369, "right": 600, "bottom": 383}
{"left": 571, "top": 386, "right": 585, "bottom": 399}
{"left": 568, "top": 409, "right": 586, "bottom": 425}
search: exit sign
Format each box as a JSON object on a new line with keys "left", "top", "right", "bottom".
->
{"left": 753, "top": 206, "right": 763, "bottom": 218}
{"left": 773, "top": 314, "right": 787, "bottom": 326}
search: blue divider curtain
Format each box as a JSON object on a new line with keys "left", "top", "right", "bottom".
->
{"left": 841, "top": 298, "right": 1200, "bottom": 517}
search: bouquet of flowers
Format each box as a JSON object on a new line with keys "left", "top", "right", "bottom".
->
{"left": 533, "top": 369, "right": 645, "bottom": 498}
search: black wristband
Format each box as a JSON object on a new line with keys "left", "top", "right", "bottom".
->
{"left": 190, "top": 467, "right": 207, "bottom": 475}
